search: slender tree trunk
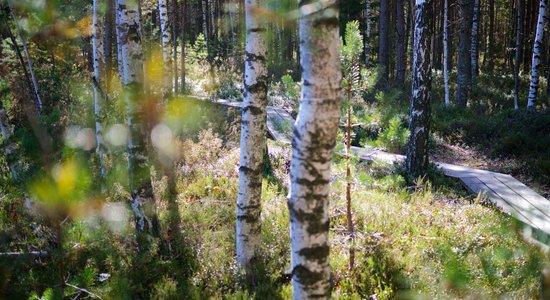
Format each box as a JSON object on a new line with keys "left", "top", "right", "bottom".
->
{"left": 115, "top": 5, "right": 124, "bottom": 82}
{"left": 202, "top": 0, "right": 209, "bottom": 41}
{"left": 407, "top": 0, "right": 433, "bottom": 177}
{"left": 514, "top": 0, "right": 524, "bottom": 110}
{"left": 487, "top": 0, "right": 495, "bottom": 72}
{"left": 181, "top": 0, "right": 187, "bottom": 91}
{"left": 288, "top": 0, "right": 341, "bottom": 298}
{"left": 117, "top": 0, "right": 161, "bottom": 238}
{"left": 105, "top": 0, "right": 115, "bottom": 90}
{"left": 173, "top": 0, "right": 179, "bottom": 93}
{"left": 456, "top": 0, "right": 473, "bottom": 106}
{"left": 159, "top": 0, "right": 174, "bottom": 98}
{"left": 210, "top": 0, "right": 216, "bottom": 39}
{"left": 345, "top": 103, "right": 354, "bottom": 271}
{"left": 396, "top": 0, "right": 406, "bottom": 83}
{"left": 2, "top": 17, "right": 35, "bottom": 105}
{"left": 444, "top": 0, "right": 450, "bottom": 107}
{"left": 8, "top": 4, "right": 43, "bottom": 113}
{"left": 364, "top": 0, "right": 371, "bottom": 67}
{"left": 527, "top": 0, "right": 547, "bottom": 110}
{"left": 378, "top": 0, "right": 390, "bottom": 88}
{"left": 236, "top": 0, "right": 268, "bottom": 272}
{"left": 471, "top": 0, "right": 480, "bottom": 88}
{"left": 0, "top": 101, "right": 21, "bottom": 182}
{"left": 93, "top": 0, "right": 108, "bottom": 184}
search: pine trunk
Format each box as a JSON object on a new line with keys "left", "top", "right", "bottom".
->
{"left": 117, "top": 0, "right": 161, "bottom": 238}
{"left": 236, "top": 0, "right": 268, "bottom": 272}
{"left": 514, "top": 0, "right": 524, "bottom": 110}
{"left": 379, "top": 0, "right": 390, "bottom": 87}
{"left": 181, "top": 0, "right": 186, "bottom": 91}
{"left": 288, "top": 0, "right": 341, "bottom": 298}
{"left": 406, "top": 0, "right": 433, "bottom": 177}
{"left": 527, "top": 0, "right": 547, "bottom": 110}
{"left": 487, "top": 0, "right": 495, "bottom": 72}
{"left": 93, "top": 0, "right": 107, "bottom": 183}
{"left": 396, "top": 0, "right": 406, "bottom": 83}
{"left": 456, "top": 0, "right": 473, "bottom": 106}
{"left": 444, "top": 0, "right": 450, "bottom": 107}
{"left": 159, "top": 0, "right": 174, "bottom": 98}
{"left": 471, "top": 0, "right": 480, "bottom": 87}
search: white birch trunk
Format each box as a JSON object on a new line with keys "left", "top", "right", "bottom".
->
{"left": 115, "top": 6, "right": 124, "bottom": 82}
{"left": 93, "top": 0, "right": 107, "bottom": 182}
{"left": 470, "top": 0, "right": 480, "bottom": 87}
{"left": 364, "top": 0, "right": 371, "bottom": 67}
{"left": 288, "top": 0, "right": 341, "bottom": 298}
{"left": 236, "top": 0, "right": 268, "bottom": 271}
{"left": 527, "top": 0, "right": 548, "bottom": 110}
{"left": 0, "top": 103, "right": 20, "bottom": 181}
{"left": 8, "top": 4, "right": 43, "bottom": 113}
{"left": 117, "top": 0, "right": 161, "bottom": 237}
{"left": 443, "top": 0, "right": 450, "bottom": 107}
{"left": 159, "top": 0, "right": 174, "bottom": 97}
{"left": 406, "top": 0, "right": 433, "bottom": 176}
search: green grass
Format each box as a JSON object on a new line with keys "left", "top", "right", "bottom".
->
{"left": 3, "top": 130, "right": 547, "bottom": 299}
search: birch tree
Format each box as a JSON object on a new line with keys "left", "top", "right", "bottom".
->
{"left": 159, "top": 0, "right": 174, "bottom": 97}
{"left": 364, "top": 0, "right": 371, "bottom": 67}
{"left": 7, "top": 3, "right": 43, "bottom": 113}
{"left": 236, "top": 0, "right": 268, "bottom": 272}
{"left": 406, "top": 0, "right": 433, "bottom": 177}
{"left": 527, "top": 0, "right": 548, "bottom": 110}
{"left": 514, "top": 0, "right": 524, "bottom": 110}
{"left": 92, "top": 0, "right": 107, "bottom": 182}
{"left": 443, "top": 0, "right": 450, "bottom": 107}
{"left": 288, "top": 0, "right": 341, "bottom": 298}
{"left": 117, "top": 0, "right": 161, "bottom": 238}
{"left": 470, "top": 0, "right": 480, "bottom": 88}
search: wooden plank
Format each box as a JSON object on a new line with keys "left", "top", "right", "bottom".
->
{"left": 459, "top": 177, "right": 539, "bottom": 229}
{"left": 474, "top": 176, "right": 550, "bottom": 235}
{"left": 494, "top": 174, "right": 550, "bottom": 215}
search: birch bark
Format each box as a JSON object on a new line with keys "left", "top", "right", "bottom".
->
{"left": 527, "top": 0, "right": 547, "bottom": 110}
{"left": 8, "top": 3, "right": 43, "bottom": 113}
{"left": 364, "top": 0, "right": 371, "bottom": 67}
{"left": 236, "top": 0, "right": 268, "bottom": 272}
{"left": 117, "top": 0, "right": 161, "bottom": 237}
{"left": 159, "top": 0, "right": 174, "bottom": 97}
{"left": 93, "top": 0, "right": 107, "bottom": 182}
{"left": 288, "top": 0, "right": 341, "bottom": 298}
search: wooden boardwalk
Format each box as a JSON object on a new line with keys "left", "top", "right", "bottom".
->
{"left": 193, "top": 96, "right": 550, "bottom": 244}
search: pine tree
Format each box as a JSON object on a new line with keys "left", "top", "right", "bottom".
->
{"left": 406, "top": 0, "right": 433, "bottom": 177}
{"left": 456, "top": 0, "right": 473, "bottom": 106}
